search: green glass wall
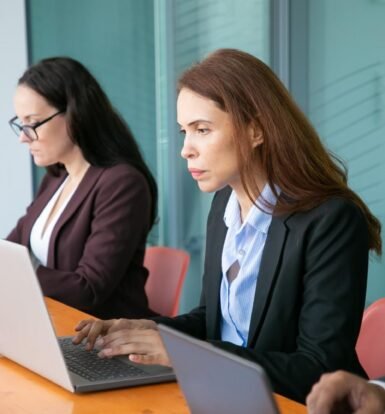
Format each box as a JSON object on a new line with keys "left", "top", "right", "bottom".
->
{"left": 27, "top": 0, "right": 157, "bottom": 242}
{"left": 300, "top": 0, "right": 385, "bottom": 304}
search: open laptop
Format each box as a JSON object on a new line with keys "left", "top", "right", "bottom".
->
{"left": 159, "top": 324, "right": 280, "bottom": 414}
{"left": 0, "top": 239, "right": 175, "bottom": 392}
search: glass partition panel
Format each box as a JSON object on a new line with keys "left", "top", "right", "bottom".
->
{"left": 302, "top": 0, "right": 385, "bottom": 304}
{"left": 27, "top": 0, "right": 158, "bottom": 241}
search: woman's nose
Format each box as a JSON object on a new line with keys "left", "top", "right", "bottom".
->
{"left": 19, "top": 130, "right": 31, "bottom": 144}
{"left": 181, "top": 136, "right": 197, "bottom": 160}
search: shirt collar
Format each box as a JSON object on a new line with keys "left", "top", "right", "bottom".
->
{"left": 224, "top": 184, "right": 279, "bottom": 234}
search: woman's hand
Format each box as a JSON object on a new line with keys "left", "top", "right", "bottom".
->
{"left": 72, "top": 318, "right": 156, "bottom": 350}
{"left": 97, "top": 328, "right": 171, "bottom": 366}
{"left": 72, "top": 318, "right": 170, "bottom": 366}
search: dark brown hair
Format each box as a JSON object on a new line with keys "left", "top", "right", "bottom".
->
{"left": 178, "top": 48, "right": 381, "bottom": 254}
{"left": 18, "top": 57, "right": 158, "bottom": 227}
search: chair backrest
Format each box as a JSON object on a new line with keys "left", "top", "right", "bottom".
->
{"left": 144, "top": 246, "right": 190, "bottom": 317}
{"left": 356, "top": 298, "right": 385, "bottom": 379}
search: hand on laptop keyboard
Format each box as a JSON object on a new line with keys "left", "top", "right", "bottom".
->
{"left": 73, "top": 318, "right": 157, "bottom": 350}
{"left": 72, "top": 318, "right": 170, "bottom": 367}
{"left": 60, "top": 337, "right": 147, "bottom": 382}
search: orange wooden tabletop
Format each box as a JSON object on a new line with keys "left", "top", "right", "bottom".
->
{"left": 0, "top": 298, "right": 306, "bottom": 414}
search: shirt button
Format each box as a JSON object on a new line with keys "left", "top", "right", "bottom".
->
{"left": 238, "top": 249, "right": 245, "bottom": 257}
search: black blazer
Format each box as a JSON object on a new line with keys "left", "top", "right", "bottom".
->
{"left": 156, "top": 186, "right": 368, "bottom": 403}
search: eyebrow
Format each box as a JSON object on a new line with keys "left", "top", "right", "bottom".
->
{"left": 177, "top": 119, "right": 213, "bottom": 127}
{"left": 16, "top": 113, "right": 41, "bottom": 122}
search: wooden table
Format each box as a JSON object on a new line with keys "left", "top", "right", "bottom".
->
{"left": 0, "top": 298, "right": 306, "bottom": 414}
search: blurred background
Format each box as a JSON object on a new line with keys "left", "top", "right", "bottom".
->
{"left": 1, "top": 0, "right": 384, "bottom": 312}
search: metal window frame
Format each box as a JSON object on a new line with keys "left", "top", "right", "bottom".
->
{"left": 271, "top": 0, "right": 309, "bottom": 112}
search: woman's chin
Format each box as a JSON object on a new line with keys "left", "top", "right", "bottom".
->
{"left": 197, "top": 181, "right": 222, "bottom": 193}
{"left": 32, "top": 157, "right": 48, "bottom": 167}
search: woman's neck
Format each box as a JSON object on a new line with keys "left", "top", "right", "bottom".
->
{"left": 233, "top": 180, "right": 267, "bottom": 222}
{"left": 63, "top": 152, "right": 90, "bottom": 185}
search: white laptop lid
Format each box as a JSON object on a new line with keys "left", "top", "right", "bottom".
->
{"left": 0, "top": 240, "right": 73, "bottom": 391}
{"left": 159, "top": 324, "right": 280, "bottom": 414}
{"left": 0, "top": 239, "right": 175, "bottom": 393}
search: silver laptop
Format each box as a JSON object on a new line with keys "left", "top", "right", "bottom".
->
{"left": 0, "top": 239, "right": 175, "bottom": 392}
{"left": 159, "top": 324, "right": 280, "bottom": 414}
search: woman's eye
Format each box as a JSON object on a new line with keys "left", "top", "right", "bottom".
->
{"left": 179, "top": 129, "right": 186, "bottom": 136}
{"left": 197, "top": 128, "right": 209, "bottom": 134}
{"left": 23, "top": 120, "right": 39, "bottom": 127}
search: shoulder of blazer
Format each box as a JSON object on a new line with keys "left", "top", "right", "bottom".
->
{"left": 90, "top": 163, "right": 149, "bottom": 192}
{"left": 208, "top": 190, "right": 365, "bottom": 231}
{"left": 284, "top": 196, "right": 366, "bottom": 229}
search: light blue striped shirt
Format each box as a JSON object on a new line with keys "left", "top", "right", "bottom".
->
{"left": 220, "top": 185, "right": 277, "bottom": 346}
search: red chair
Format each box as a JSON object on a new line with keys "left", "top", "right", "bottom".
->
{"left": 356, "top": 298, "right": 385, "bottom": 379}
{"left": 144, "top": 246, "right": 190, "bottom": 317}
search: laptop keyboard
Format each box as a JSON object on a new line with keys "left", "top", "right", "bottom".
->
{"left": 59, "top": 337, "right": 147, "bottom": 382}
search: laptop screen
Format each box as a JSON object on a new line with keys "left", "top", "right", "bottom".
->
{"left": 159, "top": 324, "right": 280, "bottom": 414}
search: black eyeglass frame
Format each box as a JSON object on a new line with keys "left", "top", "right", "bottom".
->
{"left": 8, "top": 110, "right": 64, "bottom": 141}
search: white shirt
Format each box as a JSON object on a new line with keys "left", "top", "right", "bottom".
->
{"left": 30, "top": 178, "right": 76, "bottom": 266}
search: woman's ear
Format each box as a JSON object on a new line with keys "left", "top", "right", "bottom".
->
{"left": 248, "top": 125, "right": 263, "bottom": 148}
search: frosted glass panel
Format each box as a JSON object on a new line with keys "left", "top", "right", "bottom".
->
{"left": 174, "top": 0, "right": 270, "bottom": 72}
{"left": 307, "top": 0, "right": 385, "bottom": 304}
{"left": 27, "top": 0, "right": 157, "bottom": 242}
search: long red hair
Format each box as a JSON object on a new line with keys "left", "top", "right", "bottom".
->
{"left": 178, "top": 48, "right": 381, "bottom": 255}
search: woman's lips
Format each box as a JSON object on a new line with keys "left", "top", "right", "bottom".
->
{"left": 188, "top": 168, "right": 205, "bottom": 179}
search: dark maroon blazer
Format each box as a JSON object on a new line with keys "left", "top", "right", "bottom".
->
{"left": 7, "top": 164, "right": 156, "bottom": 319}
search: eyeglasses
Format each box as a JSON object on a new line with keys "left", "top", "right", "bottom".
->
{"left": 8, "top": 110, "right": 64, "bottom": 141}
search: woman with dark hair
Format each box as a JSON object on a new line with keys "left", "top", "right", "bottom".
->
{"left": 7, "top": 57, "right": 158, "bottom": 319}
{"left": 73, "top": 49, "right": 381, "bottom": 402}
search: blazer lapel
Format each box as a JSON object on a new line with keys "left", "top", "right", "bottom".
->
{"left": 205, "top": 187, "right": 231, "bottom": 339}
{"left": 47, "top": 166, "right": 104, "bottom": 267}
{"left": 19, "top": 174, "right": 67, "bottom": 246}
{"left": 206, "top": 214, "right": 228, "bottom": 339}
{"left": 247, "top": 215, "right": 288, "bottom": 346}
